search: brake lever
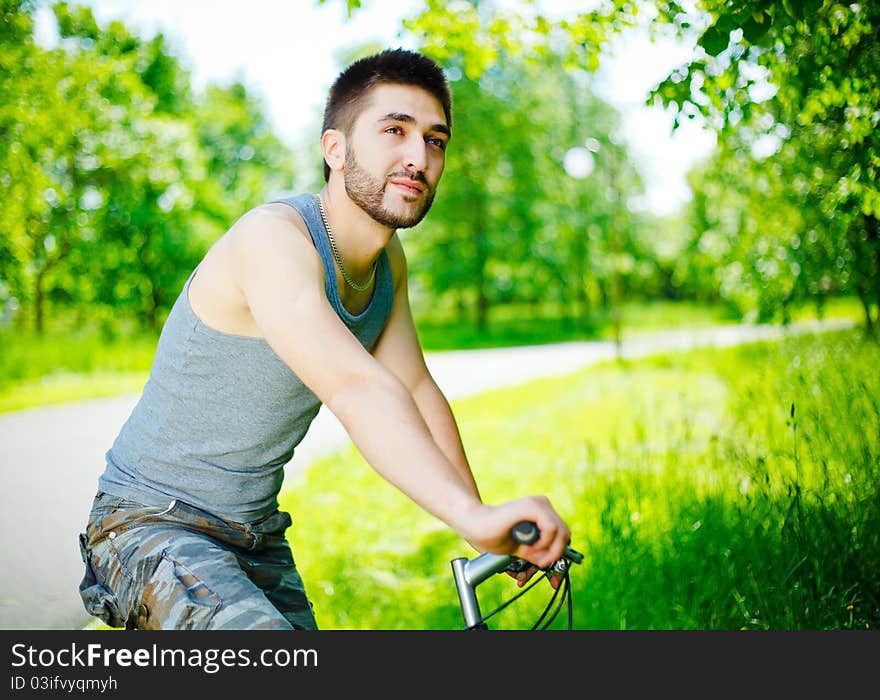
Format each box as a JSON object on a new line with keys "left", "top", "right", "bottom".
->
{"left": 504, "top": 558, "right": 532, "bottom": 574}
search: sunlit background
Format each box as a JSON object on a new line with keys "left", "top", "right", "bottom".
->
{"left": 32, "top": 0, "right": 716, "bottom": 215}
{"left": 1, "top": 0, "right": 878, "bottom": 632}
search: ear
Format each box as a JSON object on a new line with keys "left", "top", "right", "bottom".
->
{"left": 321, "top": 129, "right": 346, "bottom": 175}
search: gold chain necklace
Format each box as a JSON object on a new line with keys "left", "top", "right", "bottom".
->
{"left": 315, "top": 194, "right": 376, "bottom": 293}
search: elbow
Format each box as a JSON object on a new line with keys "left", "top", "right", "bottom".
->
{"left": 324, "top": 366, "right": 411, "bottom": 425}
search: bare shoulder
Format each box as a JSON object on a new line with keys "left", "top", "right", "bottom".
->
{"left": 188, "top": 202, "right": 322, "bottom": 337}
{"left": 227, "top": 202, "right": 314, "bottom": 257}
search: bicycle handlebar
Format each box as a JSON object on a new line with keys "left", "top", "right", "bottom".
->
{"left": 511, "top": 520, "right": 584, "bottom": 564}
{"left": 450, "top": 521, "right": 583, "bottom": 629}
{"left": 512, "top": 520, "right": 539, "bottom": 545}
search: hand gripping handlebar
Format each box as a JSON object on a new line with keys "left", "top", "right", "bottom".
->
{"left": 451, "top": 521, "right": 583, "bottom": 630}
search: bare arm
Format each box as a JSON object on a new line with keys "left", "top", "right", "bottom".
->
{"left": 232, "top": 211, "right": 568, "bottom": 567}
{"left": 371, "top": 235, "right": 480, "bottom": 501}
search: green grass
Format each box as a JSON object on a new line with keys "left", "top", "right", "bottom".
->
{"left": 413, "top": 299, "right": 740, "bottom": 350}
{"left": 789, "top": 295, "right": 865, "bottom": 323}
{"left": 412, "top": 296, "right": 864, "bottom": 350}
{"left": 0, "top": 371, "right": 149, "bottom": 413}
{"left": 278, "top": 328, "right": 879, "bottom": 630}
{"left": 0, "top": 324, "right": 155, "bottom": 412}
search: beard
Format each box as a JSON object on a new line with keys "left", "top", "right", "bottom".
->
{"left": 343, "top": 145, "right": 436, "bottom": 229}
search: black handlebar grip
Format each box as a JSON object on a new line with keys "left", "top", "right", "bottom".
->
{"left": 512, "top": 521, "right": 539, "bottom": 545}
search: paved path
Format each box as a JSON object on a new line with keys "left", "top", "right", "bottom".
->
{"left": 0, "top": 318, "right": 852, "bottom": 629}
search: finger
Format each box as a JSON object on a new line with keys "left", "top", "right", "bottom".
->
{"left": 543, "top": 520, "right": 570, "bottom": 565}
{"left": 537, "top": 521, "right": 570, "bottom": 566}
{"left": 507, "top": 566, "right": 537, "bottom": 587}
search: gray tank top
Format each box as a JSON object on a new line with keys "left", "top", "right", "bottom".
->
{"left": 99, "top": 193, "right": 394, "bottom": 523}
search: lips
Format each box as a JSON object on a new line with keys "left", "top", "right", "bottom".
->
{"left": 389, "top": 179, "right": 425, "bottom": 195}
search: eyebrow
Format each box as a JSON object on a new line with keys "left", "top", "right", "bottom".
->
{"left": 378, "top": 112, "right": 451, "bottom": 137}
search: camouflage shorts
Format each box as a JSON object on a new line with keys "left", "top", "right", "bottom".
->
{"left": 77, "top": 491, "right": 318, "bottom": 630}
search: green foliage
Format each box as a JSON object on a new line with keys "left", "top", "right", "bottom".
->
{"left": 4, "top": 0, "right": 874, "bottom": 381}
{"left": 305, "top": 0, "right": 880, "bottom": 340}
{"left": 316, "top": 0, "right": 362, "bottom": 20}
{"left": 279, "top": 329, "right": 879, "bottom": 629}
{"left": 0, "top": 2, "right": 296, "bottom": 333}
{"left": 397, "top": 1, "right": 649, "bottom": 333}
{"left": 650, "top": 0, "right": 880, "bottom": 333}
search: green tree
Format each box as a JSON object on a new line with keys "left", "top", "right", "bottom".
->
{"left": 399, "top": 0, "right": 643, "bottom": 333}
{"left": 0, "top": 1, "right": 37, "bottom": 320}
{"left": 0, "top": 1, "right": 140, "bottom": 332}
{"left": 651, "top": 0, "right": 879, "bottom": 334}
{"left": 0, "top": 2, "right": 297, "bottom": 333}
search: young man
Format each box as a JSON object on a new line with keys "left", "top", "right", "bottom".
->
{"left": 78, "top": 48, "right": 571, "bottom": 630}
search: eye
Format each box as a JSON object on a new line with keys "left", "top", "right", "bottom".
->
{"left": 385, "top": 126, "right": 404, "bottom": 135}
{"left": 427, "top": 137, "right": 447, "bottom": 151}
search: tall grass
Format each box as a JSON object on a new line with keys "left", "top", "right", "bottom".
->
{"left": 278, "top": 328, "right": 879, "bottom": 629}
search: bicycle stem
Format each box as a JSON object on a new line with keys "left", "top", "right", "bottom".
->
{"left": 451, "top": 553, "right": 513, "bottom": 629}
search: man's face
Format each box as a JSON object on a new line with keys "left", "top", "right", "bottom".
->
{"left": 342, "top": 83, "right": 450, "bottom": 229}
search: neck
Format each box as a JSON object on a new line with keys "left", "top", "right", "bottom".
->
{"left": 320, "top": 179, "right": 394, "bottom": 279}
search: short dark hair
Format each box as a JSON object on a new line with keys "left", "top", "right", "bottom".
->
{"left": 321, "top": 48, "right": 452, "bottom": 181}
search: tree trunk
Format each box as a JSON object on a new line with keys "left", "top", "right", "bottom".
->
{"left": 146, "top": 283, "right": 160, "bottom": 333}
{"left": 597, "top": 279, "right": 609, "bottom": 310}
{"left": 456, "top": 293, "right": 467, "bottom": 326}
{"left": 473, "top": 197, "right": 490, "bottom": 334}
{"left": 575, "top": 235, "right": 591, "bottom": 331}
{"left": 856, "top": 283, "right": 875, "bottom": 340}
{"left": 33, "top": 271, "right": 45, "bottom": 335}
{"left": 476, "top": 288, "right": 489, "bottom": 333}
{"left": 868, "top": 215, "right": 880, "bottom": 329}
{"left": 31, "top": 234, "right": 70, "bottom": 335}
{"left": 856, "top": 214, "right": 880, "bottom": 342}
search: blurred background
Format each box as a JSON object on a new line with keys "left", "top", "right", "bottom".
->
{"left": 3, "top": 0, "right": 876, "bottom": 412}
{"left": 1, "top": 0, "right": 878, "bottom": 630}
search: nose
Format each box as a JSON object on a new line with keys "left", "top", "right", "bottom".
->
{"left": 403, "top": 135, "right": 428, "bottom": 173}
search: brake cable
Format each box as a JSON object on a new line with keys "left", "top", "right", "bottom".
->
{"left": 463, "top": 567, "right": 574, "bottom": 630}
